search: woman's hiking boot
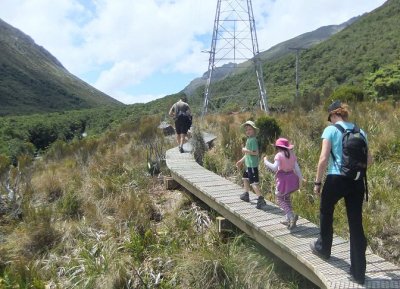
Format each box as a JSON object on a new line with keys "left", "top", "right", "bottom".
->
{"left": 240, "top": 192, "right": 250, "bottom": 202}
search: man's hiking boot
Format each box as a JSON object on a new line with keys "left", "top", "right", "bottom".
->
{"left": 240, "top": 192, "right": 250, "bottom": 202}
{"left": 179, "top": 146, "right": 184, "bottom": 153}
{"left": 288, "top": 214, "right": 298, "bottom": 230}
{"left": 256, "top": 196, "right": 266, "bottom": 209}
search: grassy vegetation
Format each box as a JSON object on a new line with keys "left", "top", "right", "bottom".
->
{"left": 0, "top": 1, "right": 399, "bottom": 287}
{"left": 201, "top": 101, "right": 400, "bottom": 266}
{"left": 1, "top": 112, "right": 325, "bottom": 289}
{"left": 0, "top": 99, "right": 179, "bottom": 163}
{"left": 1, "top": 99, "right": 399, "bottom": 288}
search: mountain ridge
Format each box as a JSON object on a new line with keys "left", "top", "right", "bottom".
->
{"left": 183, "top": 16, "right": 359, "bottom": 97}
{"left": 183, "top": 0, "right": 399, "bottom": 111}
{"left": 0, "top": 18, "right": 122, "bottom": 116}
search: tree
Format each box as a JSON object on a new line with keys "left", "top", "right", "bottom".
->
{"left": 364, "top": 62, "right": 400, "bottom": 101}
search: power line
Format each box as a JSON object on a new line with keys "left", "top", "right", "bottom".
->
{"left": 288, "top": 47, "right": 307, "bottom": 100}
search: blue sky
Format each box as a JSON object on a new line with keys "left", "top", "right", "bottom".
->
{"left": 0, "top": 0, "right": 386, "bottom": 104}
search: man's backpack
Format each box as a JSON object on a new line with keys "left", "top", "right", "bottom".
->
{"left": 331, "top": 123, "right": 369, "bottom": 200}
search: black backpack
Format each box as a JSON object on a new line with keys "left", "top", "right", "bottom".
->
{"left": 331, "top": 123, "right": 369, "bottom": 200}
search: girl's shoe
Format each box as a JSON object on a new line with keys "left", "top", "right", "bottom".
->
{"left": 288, "top": 214, "right": 298, "bottom": 229}
{"left": 280, "top": 220, "right": 289, "bottom": 227}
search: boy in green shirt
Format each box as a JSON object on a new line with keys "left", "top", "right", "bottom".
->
{"left": 236, "top": 120, "right": 266, "bottom": 209}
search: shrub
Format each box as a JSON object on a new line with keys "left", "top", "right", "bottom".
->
{"left": 137, "top": 116, "right": 163, "bottom": 144}
{"left": 255, "top": 116, "right": 282, "bottom": 153}
{"left": 364, "top": 61, "right": 400, "bottom": 101}
{"left": 329, "top": 85, "right": 365, "bottom": 103}
{"left": 191, "top": 126, "right": 207, "bottom": 165}
{"left": 0, "top": 261, "right": 45, "bottom": 289}
{"left": 22, "top": 207, "right": 60, "bottom": 257}
{"left": 45, "top": 139, "right": 69, "bottom": 161}
{"left": 0, "top": 154, "right": 10, "bottom": 180}
{"left": 219, "top": 116, "right": 242, "bottom": 161}
{"left": 58, "top": 190, "right": 82, "bottom": 219}
{"left": 126, "top": 228, "right": 156, "bottom": 263}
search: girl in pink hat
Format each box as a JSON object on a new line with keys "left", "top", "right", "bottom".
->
{"left": 264, "top": 138, "right": 302, "bottom": 229}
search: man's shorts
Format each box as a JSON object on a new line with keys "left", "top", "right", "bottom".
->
{"left": 242, "top": 167, "right": 259, "bottom": 185}
{"left": 175, "top": 118, "right": 190, "bottom": 135}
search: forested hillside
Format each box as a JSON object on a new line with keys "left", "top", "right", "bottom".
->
{"left": 183, "top": 16, "right": 358, "bottom": 96}
{"left": 187, "top": 0, "right": 400, "bottom": 111}
{"left": 0, "top": 19, "right": 122, "bottom": 116}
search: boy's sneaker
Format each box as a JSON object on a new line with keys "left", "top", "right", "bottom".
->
{"left": 256, "top": 196, "right": 266, "bottom": 209}
{"left": 240, "top": 192, "right": 250, "bottom": 202}
{"left": 288, "top": 214, "right": 298, "bottom": 230}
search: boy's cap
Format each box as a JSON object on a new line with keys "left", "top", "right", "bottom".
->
{"left": 241, "top": 120, "right": 259, "bottom": 133}
{"left": 327, "top": 100, "right": 342, "bottom": 121}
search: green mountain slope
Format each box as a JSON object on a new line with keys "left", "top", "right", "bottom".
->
{"left": 0, "top": 18, "right": 123, "bottom": 116}
{"left": 183, "top": 17, "right": 358, "bottom": 97}
{"left": 187, "top": 0, "right": 400, "bottom": 111}
{"left": 258, "top": 17, "right": 359, "bottom": 62}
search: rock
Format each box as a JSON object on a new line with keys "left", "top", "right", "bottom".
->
{"left": 158, "top": 121, "right": 175, "bottom": 136}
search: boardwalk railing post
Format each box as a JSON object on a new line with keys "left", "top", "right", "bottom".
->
{"left": 164, "top": 176, "right": 180, "bottom": 190}
{"left": 216, "top": 216, "right": 235, "bottom": 233}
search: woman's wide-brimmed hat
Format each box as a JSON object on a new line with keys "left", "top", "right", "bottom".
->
{"left": 274, "top": 138, "right": 294, "bottom": 149}
{"left": 241, "top": 120, "right": 259, "bottom": 133}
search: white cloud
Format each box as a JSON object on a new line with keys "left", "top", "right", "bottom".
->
{"left": 256, "top": 0, "right": 386, "bottom": 50}
{"left": 0, "top": 0, "right": 387, "bottom": 104}
{"left": 112, "top": 91, "right": 165, "bottom": 105}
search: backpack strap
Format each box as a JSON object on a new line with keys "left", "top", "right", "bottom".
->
{"left": 364, "top": 172, "right": 369, "bottom": 202}
{"left": 333, "top": 123, "right": 345, "bottom": 133}
{"left": 330, "top": 124, "right": 345, "bottom": 164}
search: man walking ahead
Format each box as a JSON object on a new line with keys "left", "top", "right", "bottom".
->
{"left": 169, "top": 95, "right": 192, "bottom": 153}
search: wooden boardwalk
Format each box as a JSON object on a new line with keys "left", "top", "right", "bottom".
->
{"left": 166, "top": 145, "right": 400, "bottom": 289}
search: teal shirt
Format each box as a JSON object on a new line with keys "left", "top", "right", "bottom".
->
{"left": 321, "top": 121, "right": 368, "bottom": 175}
{"left": 245, "top": 136, "right": 259, "bottom": 168}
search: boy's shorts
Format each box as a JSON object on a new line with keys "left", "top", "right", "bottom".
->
{"left": 242, "top": 167, "right": 259, "bottom": 185}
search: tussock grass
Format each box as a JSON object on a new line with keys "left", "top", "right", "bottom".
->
{"left": 1, "top": 104, "right": 398, "bottom": 288}
{"left": 201, "top": 102, "right": 400, "bottom": 266}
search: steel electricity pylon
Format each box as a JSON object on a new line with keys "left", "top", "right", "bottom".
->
{"left": 202, "top": 0, "right": 268, "bottom": 116}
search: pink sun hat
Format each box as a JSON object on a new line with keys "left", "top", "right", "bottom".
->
{"left": 274, "top": 138, "right": 294, "bottom": 149}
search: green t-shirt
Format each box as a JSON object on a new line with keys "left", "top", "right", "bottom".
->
{"left": 245, "top": 136, "right": 259, "bottom": 168}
